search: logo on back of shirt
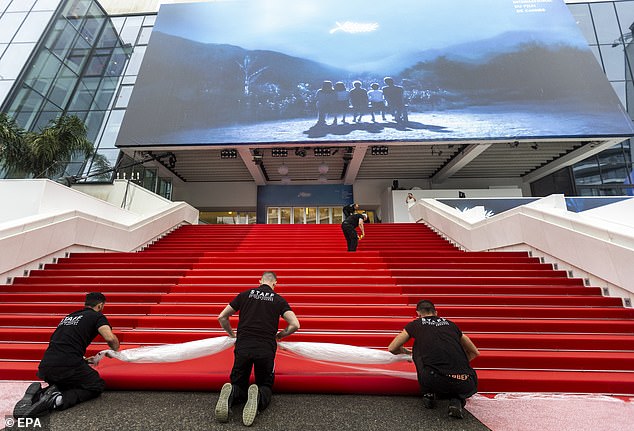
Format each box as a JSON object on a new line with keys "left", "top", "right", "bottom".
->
{"left": 421, "top": 317, "right": 450, "bottom": 327}
{"left": 248, "top": 290, "right": 275, "bottom": 302}
{"left": 58, "top": 315, "right": 83, "bottom": 326}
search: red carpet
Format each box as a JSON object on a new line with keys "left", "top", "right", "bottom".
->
{"left": 0, "top": 224, "right": 633, "bottom": 394}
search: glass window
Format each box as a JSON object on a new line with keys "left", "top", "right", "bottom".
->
{"left": 318, "top": 207, "right": 330, "bottom": 224}
{"left": 616, "top": 2, "right": 634, "bottom": 32}
{"left": 97, "top": 109, "right": 124, "bottom": 149}
{"left": 601, "top": 43, "right": 627, "bottom": 81}
{"left": 332, "top": 207, "right": 343, "bottom": 224}
{"left": 91, "top": 77, "right": 116, "bottom": 110}
{"left": 306, "top": 207, "right": 317, "bottom": 224}
{"left": 0, "top": 43, "right": 8, "bottom": 57}
{"left": 0, "top": 80, "right": 15, "bottom": 106}
{"left": 568, "top": 4, "right": 597, "bottom": 45}
{"left": 142, "top": 168, "right": 157, "bottom": 192}
{"left": 63, "top": 0, "right": 89, "bottom": 20}
{"left": 118, "top": 16, "right": 143, "bottom": 45}
{"left": 0, "top": 43, "right": 35, "bottom": 79}
{"left": 0, "top": 0, "right": 12, "bottom": 14}
{"left": 0, "top": 12, "right": 28, "bottom": 43}
{"left": 591, "top": 2, "right": 621, "bottom": 46}
{"left": 109, "top": 16, "right": 125, "bottom": 34}
{"left": 267, "top": 207, "right": 279, "bottom": 224}
{"left": 137, "top": 26, "right": 152, "bottom": 45}
{"left": 293, "top": 207, "right": 304, "bottom": 224}
{"left": 124, "top": 45, "right": 145, "bottom": 76}
{"left": 33, "top": 0, "right": 62, "bottom": 11}
{"left": 143, "top": 15, "right": 156, "bottom": 26}
{"left": 82, "top": 109, "right": 105, "bottom": 142}
{"left": 7, "top": 0, "right": 36, "bottom": 12}
{"left": 80, "top": 15, "right": 105, "bottom": 45}
{"left": 48, "top": 75, "right": 77, "bottom": 107}
{"left": 280, "top": 207, "right": 291, "bottom": 224}
{"left": 115, "top": 85, "right": 133, "bottom": 108}
{"left": 14, "top": 11, "right": 54, "bottom": 43}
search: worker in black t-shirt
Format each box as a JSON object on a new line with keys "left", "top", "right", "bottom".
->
{"left": 341, "top": 212, "right": 367, "bottom": 251}
{"left": 388, "top": 300, "right": 479, "bottom": 419}
{"left": 13, "top": 292, "right": 120, "bottom": 419}
{"left": 215, "top": 271, "right": 300, "bottom": 427}
{"left": 342, "top": 202, "right": 359, "bottom": 218}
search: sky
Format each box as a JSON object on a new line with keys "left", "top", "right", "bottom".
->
{"left": 151, "top": 0, "right": 590, "bottom": 69}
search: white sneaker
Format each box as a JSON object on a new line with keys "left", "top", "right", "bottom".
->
{"left": 215, "top": 383, "right": 232, "bottom": 423}
{"left": 242, "top": 384, "right": 259, "bottom": 426}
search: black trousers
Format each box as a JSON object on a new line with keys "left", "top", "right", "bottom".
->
{"left": 229, "top": 350, "right": 275, "bottom": 411}
{"left": 341, "top": 222, "right": 358, "bottom": 252}
{"left": 37, "top": 362, "right": 106, "bottom": 410}
{"left": 415, "top": 362, "right": 477, "bottom": 403}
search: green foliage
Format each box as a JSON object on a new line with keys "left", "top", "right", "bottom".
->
{"left": 0, "top": 114, "right": 104, "bottom": 179}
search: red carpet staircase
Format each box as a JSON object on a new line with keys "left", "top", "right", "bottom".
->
{"left": 0, "top": 224, "right": 633, "bottom": 395}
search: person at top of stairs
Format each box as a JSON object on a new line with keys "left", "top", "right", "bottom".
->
{"left": 388, "top": 299, "right": 480, "bottom": 419}
{"left": 13, "top": 292, "right": 120, "bottom": 419}
{"left": 342, "top": 202, "right": 360, "bottom": 218}
{"left": 215, "top": 271, "right": 300, "bottom": 427}
{"left": 341, "top": 211, "right": 367, "bottom": 252}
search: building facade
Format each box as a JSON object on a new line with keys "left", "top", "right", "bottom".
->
{"left": 1, "top": 0, "right": 633, "bottom": 209}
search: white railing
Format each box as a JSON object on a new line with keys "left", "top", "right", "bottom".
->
{"left": 0, "top": 179, "right": 199, "bottom": 284}
{"left": 409, "top": 194, "right": 634, "bottom": 303}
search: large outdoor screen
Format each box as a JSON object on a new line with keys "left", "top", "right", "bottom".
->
{"left": 116, "top": 0, "right": 634, "bottom": 148}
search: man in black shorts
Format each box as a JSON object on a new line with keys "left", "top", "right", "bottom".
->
{"left": 341, "top": 212, "right": 367, "bottom": 252}
{"left": 388, "top": 300, "right": 479, "bottom": 419}
{"left": 215, "top": 271, "right": 300, "bottom": 426}
{"left": 13, "top": 292, "right": 120, "bottom": 418}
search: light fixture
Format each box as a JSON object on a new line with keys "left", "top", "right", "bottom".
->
{"left": 295, "top": 148, "right": 307, "bottom": 158}
{"left": 371, "top": 145, "right": 388, "bottom": 156}
{"left": 272, "top": 148, "right": 288, "bottom": 157}
{"left": 509, "top": 141, "right": 520, "bottom": 148}
{"left": 531, "top": 143, "right": 539, "bottom": 150}
{"left": 318, "top": 162, "right": 329, "bottom": 174}
{"left": 277, "top": 164, "right": 289, "bottom": 175}
{"left": 252, "top": 149, "right": 263, "bottom": 164}
{"left": 314, "top": 147, "right": 331, "bottom": 157}
{"left": 220, "top": 149, "right": 237, "bottom": 159}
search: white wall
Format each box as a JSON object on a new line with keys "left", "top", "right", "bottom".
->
{"left": 393, "top": 188, "right": 523, "bottom": 223}
{"left": 410, "top": 195, "right": 634, "bottom": 300}
{"left": 0, "top": 179, "right": 198, "bottom": 283}
{"left": 172, "top": 181, "right": 257, "bottom": 209}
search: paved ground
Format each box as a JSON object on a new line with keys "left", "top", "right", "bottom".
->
{"left": 3, "top": 391, "right": 490, "bottom": 431}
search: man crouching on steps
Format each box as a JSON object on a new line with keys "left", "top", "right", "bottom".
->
{"left": 216, "top": 271, "right": 300, "bottom": 426}
{"left": 13, "top": 292, "right": 120, "bottom": 419}
{"left": 388, "top": 299, "right": 479, "bottom": 419}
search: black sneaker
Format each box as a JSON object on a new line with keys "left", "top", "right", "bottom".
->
{"left": 448, "top": 398, "right": 464, "bottom": 419}
{"left": 19, "top": 384, "right": 60, "bottom": 418}
{"left": 215, "top": 383, "right": 232, "bottom": 423}
{"left": 242, "top": 384, "right": 258, "bottom": 427}
{"left": 12, "top": 382, "right": 42, "bottom": 418}
{"left": 422, "top": 393, "right": 436, "bottom": 409}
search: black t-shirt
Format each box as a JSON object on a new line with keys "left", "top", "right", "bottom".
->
{"left": 40, "top": 307, "right": 111, "bottom": 368}
{"left": 404, "top": 316, "right": 474, "bottom": 375}
{"left": 229, "top": 285, "right": 292, "bottom": 354}
{"left": 343, "top": 213, "right": 364, "bottom": 228}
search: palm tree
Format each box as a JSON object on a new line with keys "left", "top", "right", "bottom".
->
{"left": 0, "top": 113, "right": 29, "bottom": 177}
{"left": 28, "top": 115, "right": 95, "bottom": 178}
{"left": 0, "top": 114, "right": 104, "bottom": 179}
